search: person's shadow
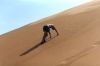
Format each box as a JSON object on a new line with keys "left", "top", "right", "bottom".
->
{"left": 20, "top": 42, "right": 44, "bottom": 56}
{"left": 20, "top": 36, "right": 57, "bottom": 56}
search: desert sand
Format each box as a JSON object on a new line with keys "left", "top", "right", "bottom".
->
{"left": 0, "top": 0, "right": 100, "bottom": 66}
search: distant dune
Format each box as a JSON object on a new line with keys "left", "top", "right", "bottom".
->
{"left": 0, "top": 0, "right": 100, "bottom": 66}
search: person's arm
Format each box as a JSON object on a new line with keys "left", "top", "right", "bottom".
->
{"left": 52, "top": 26, "right": 59, "bottom": 36}
{"left": 48, "top": 31, "right": 51, "bottom": 38}
{"left": 54, "top": 28, "right": 59, "bottom": 36}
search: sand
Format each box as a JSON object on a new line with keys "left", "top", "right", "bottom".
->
{"left": 0, "top": 0, "right": 100, "bottom": 66}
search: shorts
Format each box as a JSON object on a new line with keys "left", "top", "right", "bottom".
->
{"left": 43, "top": 25, "right": 50, "bottom": 32}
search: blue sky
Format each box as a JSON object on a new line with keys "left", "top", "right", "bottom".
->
{"left": 0, "top": 0, "right": 91, "bottom": 35}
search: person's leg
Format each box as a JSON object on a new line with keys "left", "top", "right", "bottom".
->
{"left": 41, "top": 32, "right": 48, "bottom": 44}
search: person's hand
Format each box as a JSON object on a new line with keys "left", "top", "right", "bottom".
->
{"left": 57, "top": 33, "right": 59, "bottom": 36}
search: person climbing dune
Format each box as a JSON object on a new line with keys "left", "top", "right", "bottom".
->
{"left": 40, "top": 24, "right": 59, "bottom": 44}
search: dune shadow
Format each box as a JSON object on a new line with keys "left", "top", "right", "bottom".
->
{"left": 20, "top": 35, "right": 57, "bottom": 56}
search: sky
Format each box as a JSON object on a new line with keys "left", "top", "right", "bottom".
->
{"left": 0, "top": 0, "right": 92, "bottom": 35}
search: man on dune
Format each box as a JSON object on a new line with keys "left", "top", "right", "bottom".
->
{"left": 41, "top": 24, "right": 59, "bottom": 44}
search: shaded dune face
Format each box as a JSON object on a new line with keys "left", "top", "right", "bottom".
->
{"left": 0, "top": 0, "right": 100, "bottom": 66}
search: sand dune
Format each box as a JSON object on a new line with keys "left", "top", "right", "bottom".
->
{"left": 0, "top": 0, "right": 100, "bottom": 66}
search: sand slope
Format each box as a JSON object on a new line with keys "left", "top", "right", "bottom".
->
{"left": 0, "top": 0, "right": 100, "bottom": 66}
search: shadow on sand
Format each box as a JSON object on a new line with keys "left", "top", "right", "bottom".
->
{"left": 20, "top": 36, "right": 57, "bottom": 56}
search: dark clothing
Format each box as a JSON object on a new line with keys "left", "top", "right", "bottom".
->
{"left": 43, "top": 25, "right": 50, "bottom": 32}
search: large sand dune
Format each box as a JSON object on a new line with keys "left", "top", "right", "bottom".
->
{"left": 0, "top": 0, "right": 100, "bottom": 66}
